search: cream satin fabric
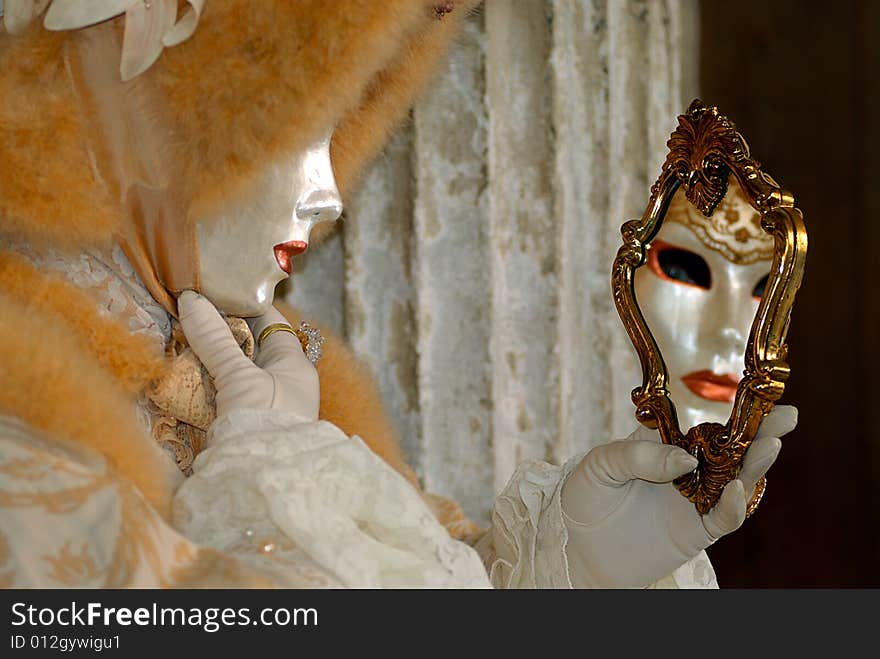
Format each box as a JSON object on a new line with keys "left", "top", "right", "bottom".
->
{"left": 64, "top": 21, "right": 196, "bottom": 315}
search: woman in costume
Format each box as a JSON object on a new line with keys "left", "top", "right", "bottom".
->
{"left": 0, "top": 1, "right": 795, "bottom": 588}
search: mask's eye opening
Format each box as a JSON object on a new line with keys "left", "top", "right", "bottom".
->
{"left": 753, "top": 273, "right": 769, "bottom": 299}
{"left": 647, "top": 239, "right": 712, "bottom": 290}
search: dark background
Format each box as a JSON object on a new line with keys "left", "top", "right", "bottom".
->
{"left": 700, "top": 0, "right": 879, "bottom": 586}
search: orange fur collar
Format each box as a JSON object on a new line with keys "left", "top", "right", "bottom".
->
{"left": 0, "top": 1, "right": 480, "bottom": 252}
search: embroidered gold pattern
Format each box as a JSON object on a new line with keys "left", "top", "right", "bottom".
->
{"left": 43, "top": 541, "right": 102, "bottom": 584}
{"left": 666, "top": 176, "right": 774, "bottom": 265}
{"left": 0, "top": 430, "right": 222, "bottom": 586}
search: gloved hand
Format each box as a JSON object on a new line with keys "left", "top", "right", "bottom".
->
{"left": 560, "top": 405, "right": 797, "bottom": 588}
{"left": 177, "top": 290, "right": 319, "bottom": 423}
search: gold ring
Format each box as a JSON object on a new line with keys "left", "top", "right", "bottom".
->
{"left": 745, "top": 476, "right": 766, "bottom": 518}
{"left": 256, "top": 321, "right": 324, "bottom": 365}
{"left": 257, "top": 323, "right": 297, "bottom": 347}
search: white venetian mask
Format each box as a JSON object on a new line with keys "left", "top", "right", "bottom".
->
{"left": 196, "top": 131, "right": 343, "bottom": 317}
{"left": 634, "top": 178, "right": 774, "bottom": 431}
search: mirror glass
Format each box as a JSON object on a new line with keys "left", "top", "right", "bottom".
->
{"left": 634, "top": 176, "right": 773, "bottom": 432}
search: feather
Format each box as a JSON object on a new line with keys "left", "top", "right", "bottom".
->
{"left": 119, "top": 0, "right": 176, "bottom": 82}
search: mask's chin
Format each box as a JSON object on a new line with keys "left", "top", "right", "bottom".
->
{"left": 196, "top": 278, "right": 279, "bottom": 318}
{"left": 671, "top": 382, "right": 733, "bottom": 432}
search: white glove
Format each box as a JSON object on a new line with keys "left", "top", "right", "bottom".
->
{"left": 177, "top": 290, "right": 319, "bottom": 423}
{"left": 560, "top": 405, "right": 797, "bottom": 588}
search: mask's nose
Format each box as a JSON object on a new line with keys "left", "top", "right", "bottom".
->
{"left": 296, "top": 196, "right": 344, "bottom": 224}
{"left": 295, "top": 130, "right": 344, "bottom": 225}
{"left": 283, "top": 195, "right": 342, "bottom": 265}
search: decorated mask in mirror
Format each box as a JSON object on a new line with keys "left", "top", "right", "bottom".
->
{"left": 634, "top": 176, "right": 773, "bottom": 432}
{"left": 196, "top": 130, "right": 343, "bottom": 317}
{"left": 612, "top": 100, "right": 806, "bottom": 515}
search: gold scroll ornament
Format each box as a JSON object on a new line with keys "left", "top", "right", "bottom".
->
{"left": 611, "top": 100, "right": 807, "bottom": 515}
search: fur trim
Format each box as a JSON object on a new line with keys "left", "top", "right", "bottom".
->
{"left": 0, "top": 29, "right": 118, "bottom": 250}
{"left": 0, "top": 1, "right": 480, "bottom": 251}
{"left": 330, "top": 0, "right": 481, "bottom": 198}
{"left": 0, "top": 273, "right": 176, "bottom": 518}
{"left": 0, "top": 250, "right": 168, "bottom": 391}
{"left": 314, "top": 0, "right": 481, "bottom": 244}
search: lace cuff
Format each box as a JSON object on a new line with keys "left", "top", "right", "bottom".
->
{"left": 486, "top": 454, "right": 718, "bottom": 589}
{"left": 486, "top": 456, "right": 580, "bottom": 588}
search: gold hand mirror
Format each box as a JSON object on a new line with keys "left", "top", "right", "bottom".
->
{"left": 612, "top": 100, "right": 807, "bottom": 515}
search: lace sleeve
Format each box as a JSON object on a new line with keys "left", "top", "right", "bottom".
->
{"left": 483, "top": 455, "right": 718, "bottom": 589}
{"left": 173, "top": 409, "right": 492, "bottom": 588}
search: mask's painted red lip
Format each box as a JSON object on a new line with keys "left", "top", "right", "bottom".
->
{"left": 273, "top": 241, "right": 308, "bottom": 275}
{"left": 681, "top": 370, "right": 741, "bottom": 403}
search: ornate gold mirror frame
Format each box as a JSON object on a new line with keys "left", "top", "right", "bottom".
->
{"left": 612, "top": 100, "right": 808, "bottom": 515}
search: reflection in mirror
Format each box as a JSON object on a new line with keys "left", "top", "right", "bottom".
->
{"left": 634, "top": 176, "right": 773, "bottom": 432}
{"left": 611, "top": 99, "right": 807, "bottom": 516}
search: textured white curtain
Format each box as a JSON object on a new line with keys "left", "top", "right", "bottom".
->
{"left": 281, "top": 0, "right": 699, "bottom": 524}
